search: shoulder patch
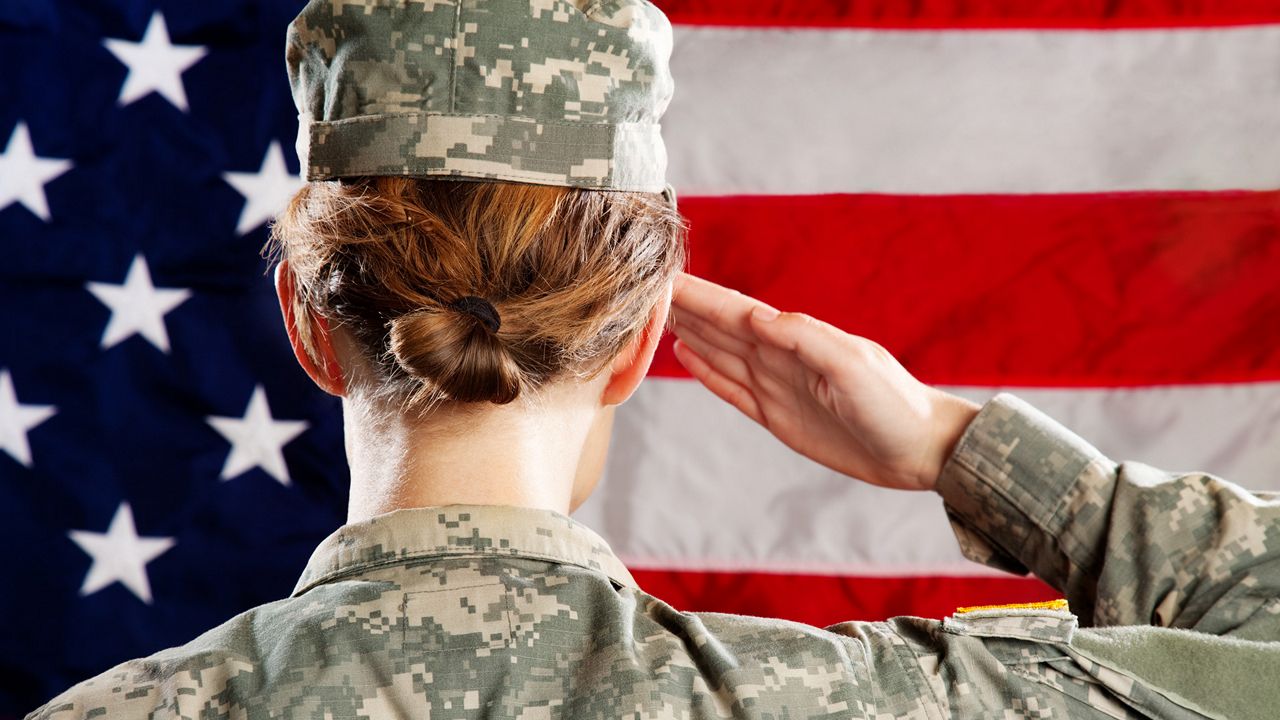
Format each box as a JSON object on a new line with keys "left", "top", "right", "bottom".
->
{"left": 954, "top": 598, "right": 1069, "bottom": 614}
{"left": 943, "top": 598, "right": 1077, "bottom": 644}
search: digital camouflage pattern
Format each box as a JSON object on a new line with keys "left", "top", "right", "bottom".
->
{"left": 286, "top": 0, "right": 674, "bottom": 191}
{"left": 938, "top": 393, "right": 1280, "bottom": 640}
{"left": 26, "top": 392, "right": 1280, "bottom": 719}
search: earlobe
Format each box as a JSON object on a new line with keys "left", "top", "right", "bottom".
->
{"left": 275, "top": 260, "right": 347, "bottom": 397}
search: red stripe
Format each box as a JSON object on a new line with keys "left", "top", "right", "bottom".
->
{"left": 654, "top": 191, "right": 1280, "bottom": 387}
{"left": 657, "top": 0, "right": 1280, "bottom": 29}
{"left": 631, "top": 568, "right": 1060, "bottom": 625}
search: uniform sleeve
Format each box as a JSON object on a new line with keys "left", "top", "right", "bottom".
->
{"left": 934, "top": 392, "right": 1280, "bottom": 638}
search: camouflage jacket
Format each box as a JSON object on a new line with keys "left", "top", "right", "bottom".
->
{"left": 27, "top": 393, "right": 1280, "bottom": 719}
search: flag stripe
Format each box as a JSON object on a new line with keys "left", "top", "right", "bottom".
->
{"left": 576, "top": 379, "right": 1280, "bottom": 575}
{"left": 631, "top": 569, "right": 1059, "bottom": 625}
{"left": 654, "top": 192, "right": 1280, "bottom": 387}
{"left": 659, "top": 0, "right": 1280, "bottom": 29}
{"left": 665, "top": 25, "right": 1280, "bottom": 195}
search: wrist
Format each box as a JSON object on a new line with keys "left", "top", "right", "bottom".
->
{"left": 919, "top": 391, "right": 981, "bottom": 491}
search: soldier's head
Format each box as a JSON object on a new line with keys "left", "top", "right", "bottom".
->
{"left": 267, "top": 0, "right": 682, "bottom": 510}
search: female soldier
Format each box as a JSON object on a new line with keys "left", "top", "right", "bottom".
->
{"left": 28, "top": 0, "right": 1280, "bottom": 717}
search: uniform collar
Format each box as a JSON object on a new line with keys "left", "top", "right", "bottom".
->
{"left": 291, "top": 504, "right": 638, "bottom": 597}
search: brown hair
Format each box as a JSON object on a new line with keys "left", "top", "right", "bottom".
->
{"left": 263, "top": 177, "right": 687, "bottom": 413}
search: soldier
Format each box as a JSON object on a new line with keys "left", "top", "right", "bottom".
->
{"left": 28, "top": 0, "right": 1280, "bottom": 718}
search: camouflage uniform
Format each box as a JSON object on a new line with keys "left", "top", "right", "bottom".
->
{"left": 27, "top": 393, "right": 1280, "bottom": 718}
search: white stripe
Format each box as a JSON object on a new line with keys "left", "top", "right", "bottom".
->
{"left": 663, "top": 26, "right": 1280, "bottom": 196}
{"left": 575, "top": 379, "right": 1280, "bottom": 576}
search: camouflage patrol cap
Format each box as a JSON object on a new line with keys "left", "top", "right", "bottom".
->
{"left": 284, "top": 0, "right": 675, "bottom": 194}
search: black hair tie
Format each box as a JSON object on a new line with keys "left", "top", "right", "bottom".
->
{"left": 448, "top": 296, "right": 501, "bottom": 334}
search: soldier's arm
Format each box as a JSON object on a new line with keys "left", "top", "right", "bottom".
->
{"left": 935, "top": 392, "right": 1280, "bottom": 638}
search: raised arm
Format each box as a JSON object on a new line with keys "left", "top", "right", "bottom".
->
{"left": 668, "top": 271, "right": 1280, "bottom": 639}
{"left": 936, "top": 392, "right": 1280, "bottom": 636}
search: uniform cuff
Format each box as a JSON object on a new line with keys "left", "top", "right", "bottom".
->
{"left": 934, "top": 392, "right": 1110, "bottom": 577}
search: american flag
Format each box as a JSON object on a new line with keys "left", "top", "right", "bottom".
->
{"left": 2, "top": 0, "right": 1279, "bottom": 714}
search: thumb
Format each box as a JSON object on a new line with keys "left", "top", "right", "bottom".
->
{"left": 750, "top": 305, "right": 849, "bottom": 379}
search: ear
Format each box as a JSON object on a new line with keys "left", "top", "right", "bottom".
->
{"left": 600, "top": 279, "right": 673, "bottom": 406}
{"left": 274, "top": 260, "right": 347, "bottom": 396}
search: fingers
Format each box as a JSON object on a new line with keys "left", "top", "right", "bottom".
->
{"left": 671, "top": 307, "right": 753, "bottom": 360}
{"left": 670, "top": 315, "right": 754, "bottom": 390}
{"left": 672, "top": 339, "right": 764, "bottom": 425}
{"left": 749, "top": 303, "right": 854, "bottom": 381}
{"left": 673, "top": 300, "right": 821, "bottom": 411}
{"left": 675, "top": 270, "right": 860, "bottom": 386}
{"left": 672, "top": 272, "right": 780, "bottom": 346}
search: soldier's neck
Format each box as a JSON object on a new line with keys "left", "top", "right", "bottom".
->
{"left": 340, "top": 378, "right": 608, "bottom": 524}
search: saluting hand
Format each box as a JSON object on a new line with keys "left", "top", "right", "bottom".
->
{"left": 668, "top": 272, "right": 980, "bottom": 492}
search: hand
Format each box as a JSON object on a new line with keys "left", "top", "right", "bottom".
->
{"left": 668, "top": 272, "right": 980, "bottom": 492}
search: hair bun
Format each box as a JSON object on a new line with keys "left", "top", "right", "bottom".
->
{"left": 387, "top": 306, "right": 522, "bottom": 405}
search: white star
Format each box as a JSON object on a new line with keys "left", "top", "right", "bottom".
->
{"left": 69, "top": 502, "right": 176, "bottom": 604}
{"left": 0, "top": 369, "right": 56, "bottom": 468}
{"left": 222, "top": 140, "right": 305, "bottom": 235}
{"left": 207, "top": 385, "right": 309, "bottom": 486}
{"left": 0, "top": 121, "right": 73, "bottom": 222}
{"left": 86, "top": 254, "right": 192, "bottom": 353}
{"left": 103, "top": 11, "right": 208, "bottom": 111}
